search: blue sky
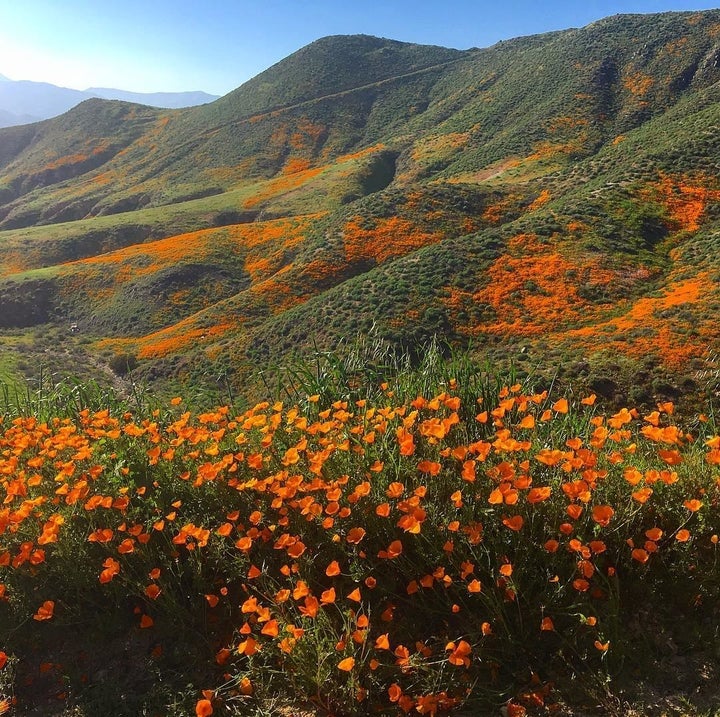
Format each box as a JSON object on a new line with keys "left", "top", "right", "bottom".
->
{"left": 0, "top": 1, "right": 718, "bottom": 95}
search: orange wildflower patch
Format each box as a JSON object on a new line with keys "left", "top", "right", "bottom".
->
{"left": 565, "top": 270, "right": 718, "bottom": 369}
{"left": 638, "top": 173, "right": 720, "bottom": 233}
{"left": 623, "top": 72, "right": 653, "bottom": 96}
{"left": 343, "top": 216, "right": 441, "bottom": 266}
{"left": 1, "top": 383, "right": 719, "bottom": 714}
{"left": 452, "top": 233, "right": 617, "bottom": 337}
{"left": 527, "top": 189, "right": 551, "bottom": 210}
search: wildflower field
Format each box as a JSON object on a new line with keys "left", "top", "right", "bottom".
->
{"left": 0, "top": 352, "right": 718, "bottom": 716}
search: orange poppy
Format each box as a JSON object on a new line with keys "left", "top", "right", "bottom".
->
{"left": 386, "top": 540, "right": 403, "bottom": 558}
{"left": 591, "top": 505, "right": 614, "bottom": 527}
{"left": 632, "top": 487, "right": 653, "bottom": 504}
{"left": 320, "top": 588, "right": 336, "bottom": 605}
{"left": 527, "top": 486, "right": 551, "bottom": 504}
{"left": 195, "top": 698, "right": 213, "bottom": 717}
{"left": 467, "top": 579, "right": 482, "bottom": 593}
{"left": 145, "top": 584, "right": 162, "bottom": 600}
{"left": 502, "top": 515, "right": 524, "bottom": 531}
{"left": 117, "top": 538, "right": 135, "bottom": 554}
{"left": 518, "top": 415, "right": 536, "bottom": 429}
{"left": 99, "top": 558, "right": 120, "bottom": 584}
{"left": 139, "top": 614, "right": 154, "bottom": 628}
{"left": 417, "top": 460, "right": 441, "bottom": 475}
{"left": 446, "top": 639, "right": 472, "bottom": 667}
{"left": 346, "top": 527, "right": 366, "bottom": 544}
{"left": 87, "top": 528, "right": 114, "bottom": 543}
{"left": 388, "top": 684, "right": 402, "bottom": 702}
{"left": 325, "top": 560, "right": 341, "bottom": 577}
{"left": 337, "top": 657, "right": 355, "bottom": 671}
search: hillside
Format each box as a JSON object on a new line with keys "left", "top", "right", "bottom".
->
{"left": 1, "top": 11, "right": 720, "bottom": 407}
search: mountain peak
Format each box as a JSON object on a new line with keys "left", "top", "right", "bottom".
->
{"left": 0, "top": 73, "right": 11, "bottom": 82}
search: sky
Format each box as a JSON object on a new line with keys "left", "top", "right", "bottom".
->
{"left": 0, "top": 0, "right": 718, "bottom": 96}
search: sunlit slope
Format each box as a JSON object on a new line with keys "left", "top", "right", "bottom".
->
{"left": 3, "top": 13, "right": 720, "bottom": 229}
{"left": 0, "top": 11, "right": 719, "bottom": 400}
{"left": 0, "top": 36, "right": 462, "bottom": 230}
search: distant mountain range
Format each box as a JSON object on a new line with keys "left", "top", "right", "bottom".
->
{"left": 1, "top": 11, "right": 720, "bottom": 406}
{"left": 0, "top": 75, "right": 219, "bottom": 127}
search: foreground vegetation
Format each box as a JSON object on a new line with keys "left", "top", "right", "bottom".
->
{"left": 0, "top": 347, "right": 718, "bottom": 716}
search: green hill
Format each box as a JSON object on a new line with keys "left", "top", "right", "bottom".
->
{"left": 1, "top": 10, "right": 720, "bottom": 407}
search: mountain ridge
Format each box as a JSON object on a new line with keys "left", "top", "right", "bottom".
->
{"left": 0, "top": 75, "right": 219, "bottom": 128}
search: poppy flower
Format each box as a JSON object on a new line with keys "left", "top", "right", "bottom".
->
{"left": 527, "top": 486, "right": 551, "bottom": 503}
{"left": 446, "top": 639, "right": 472, "bottom": 667}
{"left": 388, "top": 684, "right": 402, "bottom": 702}
{"left": 519, "top": 415, "right": 536, "bottom": 429}
{"left": 632, "top": 487, "right": 653, "bottom": 503}
{"left": 139, "top": 614, "right": 154, "bottom": 628}
{"left": 502, "top": 515, "right": 524, "bottom": 531}
{"left": 506, "top": 703, "right": 528, "bottom": 717}
{"left": 467, "top": 579, "right": 482, "bottom": 593}
{"left": 33, "top": 601, "right": 55, "bottom": 621}
{"left": 145, "top": 584, "right": 161, "bottom": 600}
{"left": 591, "top": 505, "right": 614, "bottom": 527}
{"left": 346, "top": 527, "right": 366, "bottom": 544}
{"left": 325, "top": 560, "right": 341, "bottom": 576}
{"left": 337, "top": 657, "right": 355, "bottom": 671}
{"left": 195, "top": 698, "right": 213, "bottom": 717}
